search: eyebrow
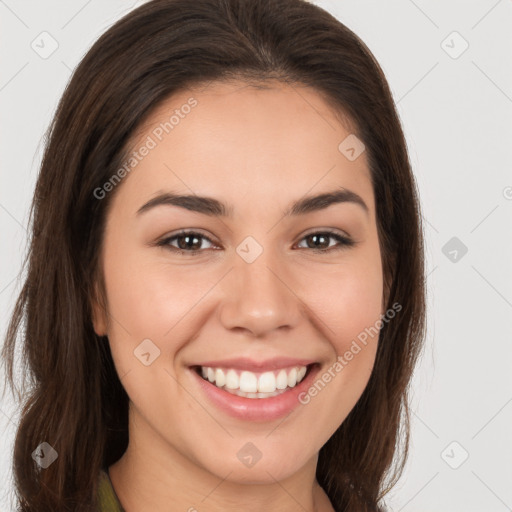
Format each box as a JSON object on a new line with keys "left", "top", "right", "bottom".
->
{"left": 136, "top": 187, "right": 369, "bottom": 218}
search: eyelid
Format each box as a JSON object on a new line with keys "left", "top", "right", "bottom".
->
{"left": 301, "top": 226, "right": 352, "bottom": 240}
{"left": 156, "top": 227, "right": 356, "bottom": 255}
{"left": 155, "top": 229, "right": 219, "bottom": 253}
{"left": 296, "top": 229, "right": 355, "bottom": 251}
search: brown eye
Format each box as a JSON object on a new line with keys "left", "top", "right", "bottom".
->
{"left": 157, "top": 231, "right": 216, "bottom": 255}
{"left": 156, "top": 229, "right": 355, "bottom": 256}
{"left": 296, "top": 231, "right": 355, "bottom": 252}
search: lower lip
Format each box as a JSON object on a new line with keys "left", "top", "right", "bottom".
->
{"left": 190, "top": 364, "right": 320, "bottom": 422}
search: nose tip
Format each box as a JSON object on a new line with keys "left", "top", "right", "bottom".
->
{"left": 218, "top": 253, "right": 302, "bottom": 338}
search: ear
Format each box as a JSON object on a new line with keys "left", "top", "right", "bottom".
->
{"left": 91, "top": 280, "right": 108, "bottom": 336}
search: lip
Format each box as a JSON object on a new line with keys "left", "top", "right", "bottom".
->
{"left": 193, "top": 357, "right": 316, "bottom": 372}
{"left": 190, "top": 362, "right": 321, "bottom": 422}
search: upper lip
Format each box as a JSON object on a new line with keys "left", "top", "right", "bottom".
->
{"left": 191, "top": 357, "right": 316, "bottom": 371}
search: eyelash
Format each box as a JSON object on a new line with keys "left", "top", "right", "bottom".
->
{"left": 156, "top": 229, "right": 355, "bottom": 256}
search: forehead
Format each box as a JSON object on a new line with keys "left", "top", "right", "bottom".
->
{"left": 115, "top": 79, "right": 374, "bottom": 218}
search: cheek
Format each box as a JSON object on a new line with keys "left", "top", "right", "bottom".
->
{"left": 328, "top": 271, "right": 383, "bottom": 353}
{"left": 104, "top": 242, "right": 383, "bottom": 337}
{"left": 295, "top": 252, "right": 384, "bottom": 356}
{"left": 101, "top": 245, "right": 219, "bottom": 378}
{"left": 102, "top": 243, "right": 194, "bottom": 334}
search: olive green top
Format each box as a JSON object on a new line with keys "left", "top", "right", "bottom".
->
{"left": 97, "top": 469, "right": 125, "bottom": 512}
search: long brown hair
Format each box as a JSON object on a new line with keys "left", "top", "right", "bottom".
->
{"left": 1, "top": 0, "right": 426, "bottom": 510}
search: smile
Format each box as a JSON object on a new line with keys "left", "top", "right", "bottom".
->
{"left": 198, "top": 365, "right": 308, "bottom": 398}
{"left": 189, "top": 360, "right": 320, "bottom": 421}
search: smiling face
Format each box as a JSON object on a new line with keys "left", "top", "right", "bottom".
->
{"left": 92, "top": 79, "right": 385, "bottom": 485}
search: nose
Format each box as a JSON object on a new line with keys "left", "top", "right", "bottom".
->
{"left": 218, "top": 247, "right": 303, "bottom": 338}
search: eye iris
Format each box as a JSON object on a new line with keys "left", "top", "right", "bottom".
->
{"left": 178, "top": 234, "right": 201, "bottom": 250}
{"left": 307, "top": 233, "right": 329, "bottom": 249}
{"left": 162, "top": 230, "right": 349, "bottom": 254}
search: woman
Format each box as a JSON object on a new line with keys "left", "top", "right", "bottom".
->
{"left": 1, "top": 0, "right": 426, "bottom": 510}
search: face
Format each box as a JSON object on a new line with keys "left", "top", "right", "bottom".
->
{"left": 92, "top": 80, "right": 384, "bottom": 484}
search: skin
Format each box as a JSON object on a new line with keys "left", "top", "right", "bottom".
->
{"left": 91, "top": 80, "right": 384, "bottom": 512}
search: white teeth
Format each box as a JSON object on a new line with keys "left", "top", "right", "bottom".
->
{"left": 239, "top": 371, "right": 258, "bottom": 392}
{"left": 276, "top": 369, "right": 288, "bottom": 389}
{"left": 198, "top": 364, "right": 309, "bottom": 396}
{"left": 297, "top": 366, "right": 307, "bottom": 383}
{"left": 287, "top": 367, "right": 297, "bottom": 387}
{"left": 215, "top": 368, "right": 226, "bottom": 387}
{"left": 224, "top": 387, "right": 287, "bottom": 399}
{"left": 225, "top": 369, "right": 239, "bottom": 389}
{"left": 258, "top": 371, "right": 276, "bottom": 393}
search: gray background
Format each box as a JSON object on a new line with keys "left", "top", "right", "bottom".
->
{"left": 1, "top": 0, "right": 511, "bottom": 510}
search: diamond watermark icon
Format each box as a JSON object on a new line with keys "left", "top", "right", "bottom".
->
{"left": 237, "top": 442, "right": 262, "bottom": 468}
{"left": 442, "top": 236, "right": 468, "bottom": 263}
{"left": 236, "top": 236, "right": 263, "bottom": 264}
{"left": 338, "top": 134, "right": 365, "bottom": 161}
{"left": 441, "top": 441, "right": 469, "bottom": 469}
{"left": 441, "top": 31, "right": 469, "bottom": 60}
{"left": 32, "top": 442, "right": 58, "bottom": 469}
{"left": 134, "top": 338, "right": 161, "bottom": 366}
{"left": 31, "top": 31, "right": 59, "bottom": 59}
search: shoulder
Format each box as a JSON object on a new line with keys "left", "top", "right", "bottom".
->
{"left": 97, "top": 469, "right": 125, "bottom": 512}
